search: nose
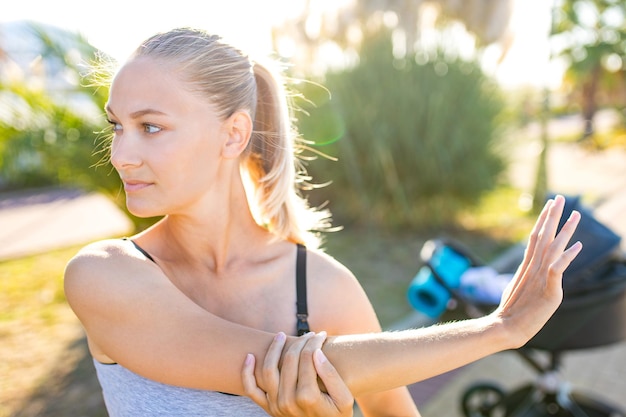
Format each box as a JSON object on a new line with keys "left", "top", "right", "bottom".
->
{"left": 110, "top": 133, "right": 142, "bottom": 170}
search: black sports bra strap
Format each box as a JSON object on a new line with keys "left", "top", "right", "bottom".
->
{"left": 124, "top": 238, "right": 310, "bottom": 335}
{"left": 295, "top": 243, "right": 310, "bottom": 336}
{"left": 124, "top": 238, "right": 156, "bottom": 263}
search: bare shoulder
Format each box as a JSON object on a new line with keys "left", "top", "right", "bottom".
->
{"left": 65, "top": 238, "right": 153, "bottom": 279}
{"left": 66, "top": 239, "right": 145, "bottom": 269}
{"left": 66, "top": 239, "right": 120, "bottom": 285}
{"left": 306, "top": 248, "right": 382, "bottom": 334}
{"left": 305, "top": 248, "right": 367, "bottom": 298}
{"left": 306, "top": 248, "right": 357, "bottom": 284}
{"left": 64, "top": 238, "right": 158, "bottom": 318}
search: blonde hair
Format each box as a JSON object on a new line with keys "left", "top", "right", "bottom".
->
{"left": 133, "top": 28, "right": 332, "bottom": 248}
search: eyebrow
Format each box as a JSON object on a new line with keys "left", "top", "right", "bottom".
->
{"left": 105, "top": 105, "right": 167, "bottom": 119}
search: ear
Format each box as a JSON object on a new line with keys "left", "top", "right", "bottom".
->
{"left": 222, "top": 110, "right": 252, "bottom": 159}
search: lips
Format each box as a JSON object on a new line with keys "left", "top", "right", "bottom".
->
{"left": 122, "top": 180, "right": 153, "bottom": 192}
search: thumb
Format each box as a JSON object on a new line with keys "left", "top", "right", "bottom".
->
{"left": 313, "top": 348, "right": 354, "bottom": 410}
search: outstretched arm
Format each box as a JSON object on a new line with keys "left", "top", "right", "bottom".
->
{"left": 65, "top": 196, "right": 580, "bottom": 398}
{"left": 251, "top": 195, "right": 581, "bottom": 396}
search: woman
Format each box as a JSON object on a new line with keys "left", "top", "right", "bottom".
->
{"left": 64, "top": 27, "right": 582, "bottom": 416}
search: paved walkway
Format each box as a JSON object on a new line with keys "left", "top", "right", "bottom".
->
{"left": 0, "top": 187, "right": 133, "bottom": 261}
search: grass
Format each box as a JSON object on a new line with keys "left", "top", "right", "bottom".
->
{"left": 0, "top": 245, "right": 88, "bottom": 417}
{"left": 552, "top": 125, "right": 626, "bottom": 150}
{"left": 582, "top": 127, "right": 626, "bottom": 150}
{"left": 457, "top": 186, "right": 536, "bottom": 244}
{"left": 0, "top": 246, "right": 78, "bottom": 324}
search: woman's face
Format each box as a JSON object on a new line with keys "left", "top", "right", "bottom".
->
{"left": 106, "top": 56, "right": 229, "bottom": 218}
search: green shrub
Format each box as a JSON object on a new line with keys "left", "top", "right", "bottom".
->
{"left": 0, "top": 22, "right": 116, "bottom": 194}
{"left": 0, "top": 81, "right": 115, "bottom": 192}
{"left": 296, "top": 30, "right": 507, "bottom": 230}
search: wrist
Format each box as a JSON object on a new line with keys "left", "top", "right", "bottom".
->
{"left": 483, "top": 311, "right": 523, "bottom": 351}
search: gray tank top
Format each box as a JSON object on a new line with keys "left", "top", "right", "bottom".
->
{"left": 93, "top": 360, "right": 269, "bottom": 416}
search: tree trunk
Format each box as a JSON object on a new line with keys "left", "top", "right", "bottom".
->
{"left": 580, "top": 64, "right": 601, "bottom": 140}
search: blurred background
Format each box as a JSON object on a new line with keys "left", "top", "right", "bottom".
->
{"left": 1, "top": 0, "right": 626, "bottom": 416}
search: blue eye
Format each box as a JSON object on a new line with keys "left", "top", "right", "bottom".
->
{"left": 106, "top": 119, "right": 123, "bottom": 132}
{"left": 144, "top": 124, "right": 162, "bottom": 134}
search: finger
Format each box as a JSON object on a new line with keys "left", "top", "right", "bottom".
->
{"left": 277, "top": 331, "right": 315, "bottom": 412}
{"left": 502, "top": 198, "right": 554, "bottom": 302}
{"left": 539, "top": 195, "right": 566, "bottom": 243}
{"left": 526, "top": 196, "right": 562, "bottom": 270}
{"left": 505, "top": 203, "right": 579, "bottom": 309}
{"left": 549, "top": 209, "right": 580, "bottom": 254}
{"left": 298, "top": 331, "right": 327, "bottom": 387}
{"left": 545, "top": 210, "right": 582, "bottom": 276}
{"left": 261, "top": 332, "right": 288, "bottom": 403}
{"left": 551, "top": 240, "right": 583, "bottom": 275}
{"left": 313, "top": 348, "right": 355, "bottom": 412}
{"left": 513, "top": 198, "right": 554, "bottom": 284}
{"left": 242, "top": 353, "right": 270, "bottom": 411}
{"left": 501, "top": 197, "right": 566, "bottom": 306}
{"left": 522, "top": 198, "right": 553, "bottom": 268}
{"left": 521, "top": 196, "right": 566, "bottom": 280}
{"left": 538, "top": 213, "right": 582, "bottom": 307}
{"left": 294, "top": 332, "right": 327, "bottom": 407}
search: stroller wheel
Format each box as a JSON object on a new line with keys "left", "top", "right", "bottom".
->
{"left": 461, "top": 382, "right": 507, "bottom": 417}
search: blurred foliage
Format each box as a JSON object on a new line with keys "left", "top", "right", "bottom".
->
{"left": 1, "top": 21, "right": 510, "bottom": 233}
{"left": 272, "top": 0, "right": 514, "bottom": 80}
{"left": 0, "top": 23, "right": 160, "bottom": 230}
{"left": 0, "top": 22, "right": 117, "bottom": 193}
{"left": 296, "top": 29, "right": 507, "bottom": 230}
{"left": 552, "top": 0, "right": 626, "bottom": 138}
{"left": 0, "top": 79, "right": 115, "bottom": 192}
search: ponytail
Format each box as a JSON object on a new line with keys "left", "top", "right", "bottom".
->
{"left": 243, "top": 61, "right": 332, "bottom": 249}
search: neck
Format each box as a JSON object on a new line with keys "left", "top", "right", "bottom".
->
{"left": 137, "top": 172, "right": 271, "bottom": 274}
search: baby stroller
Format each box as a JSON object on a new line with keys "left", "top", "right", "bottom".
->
{"left": 407, "top": 196, "right": 626, "bottom": 417}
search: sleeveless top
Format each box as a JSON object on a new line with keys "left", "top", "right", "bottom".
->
{"left": 93, "top": 240, "right": 309, "bottom": 417}
{"left": 94, "top": 360, "right": 267, "bottom": 416}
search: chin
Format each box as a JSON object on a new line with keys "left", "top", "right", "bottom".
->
{"left": 126, "top": 200, "right": 164, "bottom": 219}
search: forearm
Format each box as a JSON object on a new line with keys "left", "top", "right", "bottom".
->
{"left": 321, "top": 314, "right": 510, "bottom": 396}
{"left": 317, "top": 196, "right": 581, "bottom": 397}
{"left": 250, "top": 196, "right": 580, "bottom": 400}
